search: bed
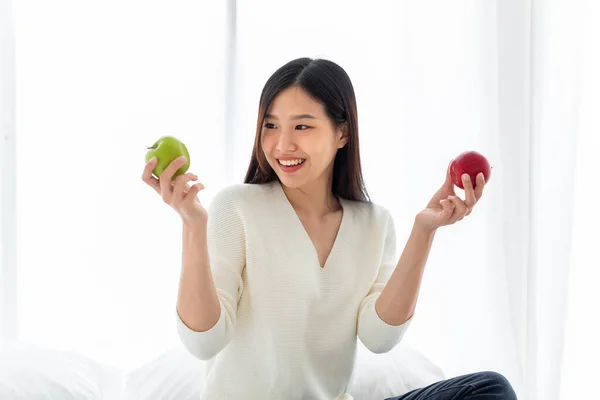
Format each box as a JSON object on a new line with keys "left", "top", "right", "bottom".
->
{"left": 0, "top": 341, "right": 444, "bottom": 399}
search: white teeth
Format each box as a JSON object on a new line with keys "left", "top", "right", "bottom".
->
{"left": 278, "top": 159, "right": 305, "bottom": 166}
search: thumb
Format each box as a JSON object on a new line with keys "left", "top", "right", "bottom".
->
{"left": 442, "top": 161, "right": 456, "bottom": 194}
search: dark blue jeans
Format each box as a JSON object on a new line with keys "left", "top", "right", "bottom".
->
{"left": 385, "top": 371, "right": 517, "bottom": 399}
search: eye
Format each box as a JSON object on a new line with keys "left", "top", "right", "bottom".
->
{"left": 296, "top": 125, "right": 309, "bottom": 130}
{"left": 263, "top": 123, "right": 276, "bottom": 129}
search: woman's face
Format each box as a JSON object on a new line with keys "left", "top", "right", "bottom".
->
{"left": 261, "top": 86, "right": 347, "bottom": 191}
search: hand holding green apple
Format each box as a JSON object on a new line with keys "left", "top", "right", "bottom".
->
{"left": 145, "top": 136, "right": 191, "bottom": 179}
{"left": 141, "top": 136, "right": 207, "bottom": 226}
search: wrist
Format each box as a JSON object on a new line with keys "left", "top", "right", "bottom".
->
{"left": 413, "top": 216, "right": 437, "bottom": 238}
{"left": 183, "top": 221, "right": 208, "bottom": 237}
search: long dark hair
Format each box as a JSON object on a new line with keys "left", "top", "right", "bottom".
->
{"left": 243, "top": 57, "right": 370, "bottom": 202}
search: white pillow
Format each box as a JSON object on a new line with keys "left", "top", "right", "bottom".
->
{"left": 123, "top": 343, "right": 444, "bottom": 400}
{"left": 0, "top": 341, "right": 122, "bottom": 400}
{"left": 347, "top": 342, "right": 445, "bottom": 399}
{"left": 123, "top": 346, "right": 204, "bottom": 400}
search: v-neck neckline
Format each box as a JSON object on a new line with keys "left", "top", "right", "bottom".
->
{"left": 274, "top": 180, "right": 348, "bottom": 271}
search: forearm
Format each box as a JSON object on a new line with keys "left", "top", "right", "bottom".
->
{"left": 375, "top": 219, "right": 436, "bottom": 326}
{"left": 176, "top": 224, "right": 221, "bottom": 332}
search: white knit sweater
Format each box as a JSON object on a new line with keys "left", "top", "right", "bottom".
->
{"left": 176, "top": 181, "right": 413, "bottom": 399}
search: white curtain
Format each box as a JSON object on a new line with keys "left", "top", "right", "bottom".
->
{"left": 6, "top": 0, "right": 229, "bottom": 370}
{"left": 1, "top": 1, "right": 598, "bottom": 399}
{"left": 559, "top": 0, "right": 600, "bottom": 397}
{"left": 0, "top": 0, "right": 16, "bottom": 345}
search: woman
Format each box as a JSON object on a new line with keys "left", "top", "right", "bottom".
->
{"left": 141, "top": 57, "right": 517, "bottom": 400}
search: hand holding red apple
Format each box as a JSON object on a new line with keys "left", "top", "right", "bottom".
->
{"left": 449, "top": 151, "right": 491, "bottom": 189}
{"left": 415, "top": 151, "right": 490, "bottom": 232}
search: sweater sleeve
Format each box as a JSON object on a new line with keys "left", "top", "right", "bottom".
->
{"left": 176, "top": 186, "right": 246, "bottom": 360}
{"left": 357, "top": 209, "right": 413, "bottom": 354}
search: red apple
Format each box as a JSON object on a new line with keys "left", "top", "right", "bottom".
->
{"left": 449, "top": 151, "right": 491, "bottom": 189}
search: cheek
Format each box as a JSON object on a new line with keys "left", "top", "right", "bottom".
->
{"left": 261, "top": 132, "right": 275, "bottom": 154}
{"left": 308, "top": 140, "right": 338, "bottom": 165}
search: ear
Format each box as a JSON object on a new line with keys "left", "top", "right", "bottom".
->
{"left": 337, "top": 124, "right": 349, "bottom": 149}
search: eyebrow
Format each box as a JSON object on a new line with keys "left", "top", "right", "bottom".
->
{"left": 264, "top": 113, "right": 317, "bottom": 120}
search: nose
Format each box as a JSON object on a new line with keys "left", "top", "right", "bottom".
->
{"left": 276, "top": 128, "right": 297, "bottom": 152}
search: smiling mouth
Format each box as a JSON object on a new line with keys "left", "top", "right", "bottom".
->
{"left": 277, "top": 158, "right": 306, "bottom": 166}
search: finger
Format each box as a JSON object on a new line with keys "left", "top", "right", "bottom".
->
{"left": 172, "top": 173, "right": 198, "bottom": 205}
{"left": 183, "top": 182, "right": 205, "bottom": 205}
{"left": 448, "top": 195, "right": 468, "bottom": 222}
{"left": 474, "top": 172, "right": 485, "bottom": 200}
{"left": 462, "top": 174, "right": 477, "bottom": 209}
{"left": 142, "top": 157, "right": 160, "bottom": 193}
{"left": 439, "top": 198, "right": 455, "bottom": 222}
{"left": 159, "top": 156, "right": 188, "bottom": 200}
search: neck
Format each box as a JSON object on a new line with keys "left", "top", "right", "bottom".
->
{"left": 280, "top": 175, "right": 340, "bottom": 218}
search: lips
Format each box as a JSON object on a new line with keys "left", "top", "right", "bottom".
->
{"left": 275, "top": 157, "right": 306, "bottom": 173}
{"left": 277, "top": 158, "right": 305, "bottom": 166}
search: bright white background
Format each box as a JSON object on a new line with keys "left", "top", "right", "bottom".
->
{"left": 1, "top": 1, "right": 598, "bottom": 399}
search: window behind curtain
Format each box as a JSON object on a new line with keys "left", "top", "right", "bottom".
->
{"left": 14, "top": 0, "right": 227, "bottom": 370}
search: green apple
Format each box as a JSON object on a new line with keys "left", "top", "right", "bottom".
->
{"left": 145, "top": 136, "right": 190, "bottom": 179}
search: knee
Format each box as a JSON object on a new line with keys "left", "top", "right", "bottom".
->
{"left": 478, "top": 371, "right": 517, "bottom": 399}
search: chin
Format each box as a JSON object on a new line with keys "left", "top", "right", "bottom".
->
{"left": 276, "top": 174, "right": 305, "bottom": 189}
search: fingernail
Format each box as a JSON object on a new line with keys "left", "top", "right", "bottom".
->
{"left": 462, "top": 174, "right": 469, "bottom": 181}
{"left": 149, "top": 157, "right": 156, "bottom": 163}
